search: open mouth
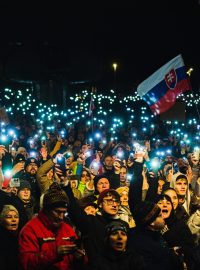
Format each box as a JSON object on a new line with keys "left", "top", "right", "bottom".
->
{"left": 10, "top": 224, "right": 18, "bottom": 229}
{"left": 114, "top": 242, "right": 124, "bottom": 249}
{"left": 161, "top": 209, "right": 169, "bottom": 218}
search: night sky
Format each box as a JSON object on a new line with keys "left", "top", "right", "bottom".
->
{"left": 0, "top": 1, "right": 200, "bottom": 94}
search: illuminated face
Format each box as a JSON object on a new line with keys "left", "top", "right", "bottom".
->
{"left": 81, "top": 171, "right": 90, "bottom": 184}
{"left": 104, "top": 156, "right": 113, "bottom": 168}
{"left": 26, "top": 163, "right": 38, "bottom": 175}
{"left": 48, "top": 207, "right": 68, "bottom": 228}
{"left": 100, "top": 195, "right": 119, "bottom": 215}
{"left": 157, "top": 198, "right": 172, "bottom": 219}
{"left": 66, "top": 156, "right": 74, "bottom": 165}
{"left": 18, "top": 188, "right": 31, "bottom": 202}
{"left": 113, "top": 160, "right": 121, "bottom": 171}
{"left": 120, "top": 167, "right": 127, "bottom": 182}
{"left": 157, "top": 179, "right": 165, "bottom": 195}
{"left": 96, "top": 151, "right": 103, "bottom": 158}
{"left": 163, "top": 164, "right": 172, "bottom": 174}
{"left": 96, "top": 178, "right": 110, "bottom": 193}
{"left": 109, "top": 230, "right": 127, "bottom": 252}
{"left": 1, "top": 210, "right": 19, "bottom": 231}
{"left": 18, "top": 149, "right": 27, "bottom": 157}
{"left": 70, "top": 180, "right": 78, "bottom": 189}
{"left": 47, "top": 169, "right": 54, "bottom": 180}
{"left": 84, "top": 205, "right": 96, "bottom": 216}
{"left": 175, "top": 179, "right": 188, "bottom": 196}
{"left": 81, "top": 144, "right": 88, "bottom": 153}
{"left": 120, "top": 191, "right": 129, "bottom": 206}
{"left": 191, "top": 155, "right": 199, "bottom": 165}
{"left": 164, "top": 189, "right": 179, "bottom": 210}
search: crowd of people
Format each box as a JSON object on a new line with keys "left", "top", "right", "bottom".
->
{"left": 0, "top": 86, "right": 200, "bottom": 270}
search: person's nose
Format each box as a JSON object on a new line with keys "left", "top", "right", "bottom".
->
{"left": 117, "top": 232, "right": 123, "bottom": 239}
{"left": 112, "top": 201, "right": 118, "bottom": 206}
{"left": 58, "top": 213, "right": 65, "bottom": 220}
{"left": 11, "top": 216, "right": 17, "bottom": 222}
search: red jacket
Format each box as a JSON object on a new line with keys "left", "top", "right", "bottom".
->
{"left": 18, "top": 211, "right": 80, "bottom": 270}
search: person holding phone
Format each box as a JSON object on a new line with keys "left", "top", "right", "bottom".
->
{"left": 18, "top": 183, "right": 87, "bottom": 270}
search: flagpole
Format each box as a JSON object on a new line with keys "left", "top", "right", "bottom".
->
{"left": 89, "top": 86, "right": 96, "bottom": 140}
{"left": 91, "top": 110, "right": 94, "bottom": 136}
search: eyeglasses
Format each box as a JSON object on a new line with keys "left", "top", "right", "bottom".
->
{"left": 103, "top": 199, "right": 120, "bottom": 205}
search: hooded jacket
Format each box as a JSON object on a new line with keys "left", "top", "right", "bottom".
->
{"left": 170, "top": 172, "right": 191, "bottom": 214}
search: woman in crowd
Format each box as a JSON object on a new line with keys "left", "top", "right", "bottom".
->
{"left": 163, "top": 187, "right": 189, "bottom": 223}
{"left": 0, "top": 205, "right": 20, "bottom": 270}
{"left": 87, "top": 219, "right": 145, "bottom": 270}
{"left": 156, "top": 194, "right": 199, "bottom": 270}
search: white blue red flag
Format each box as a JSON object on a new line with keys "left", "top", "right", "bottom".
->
{"left": 88, "top": 95, "right": 95, "bottom": 116}
{"left": 137, "top": 54, "right": 191, "bottom": 115}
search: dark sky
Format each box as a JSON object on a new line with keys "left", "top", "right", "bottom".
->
{"left": 0, "top": 1, "right": 200, "bottom": 92}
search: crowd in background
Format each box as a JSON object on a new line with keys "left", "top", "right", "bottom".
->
{"left": 0, "top": 86, "right": 200, "bottom": 270}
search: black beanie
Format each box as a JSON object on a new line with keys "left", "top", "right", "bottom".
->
{"left": 17, "top": 179, "right": 31, "bottom": 193}
{"left": 93, "top": 174, "right": 110, "bottom": 194}
{"left": 14, "top": 154, "right": 26, "bottom": 165}
{"left": 105, "top": 219, "right": 129, "bottom": 236}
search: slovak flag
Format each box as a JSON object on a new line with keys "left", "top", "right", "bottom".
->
{"left": 137, "top": 54, "right": 192, "bottom": 115}
{"left": 88, "top": 95, "right": 95, "bottom": 116}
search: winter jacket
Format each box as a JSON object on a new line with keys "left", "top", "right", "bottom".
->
{"left": 36, "top": 159, "right": 54, "bottom": 194}
{"left": 162, "top": 213, "right": 197, "bottom": 270}
{"left": 18, "top": 211, "right": 81, "bottom": 270}
{"left": 188, "top": 209, "right": 200, "bottom": 244}
{"left": 128, "top": 227, "right": 184, "bottom": 270}
{"left": 0, "top": 226, "right": 19, "bottom": 270}
{"left": 87, "top": 248, "right": 146, "bottom": 270}
{"left": 0, "top": 189, "right": 29, "bottom": 231}
{"left": 62, "top": 184, "right": 121, "bottom": 261}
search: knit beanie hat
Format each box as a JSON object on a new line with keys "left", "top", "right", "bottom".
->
{"left": 105, "top": 219, "right": 129, "bottom": 237}
{"left": 17, "top": 179, "right": 31, "bottom": 192}
{"left": 43, "top": 182, "right": 69, "bottom": 211}
{"left": 0, "top": 205, "right": 19, "bottom": 220}
{"left": 133, "top": 201, "right": 161, "bottom": 226}
{"left": 116, "top": 186, "right": 129, "bottom": 196}
{"left": 93, "top": 174, "right": 110, "bottom": 194}
{"left": 97, "top": 188, "right": 120, "bottom": 205}
{"left": 14, "top": 154, "right": 26, "bottom": 165}
{"left": 25, "top": 157, "right": 39, "bottom": 169}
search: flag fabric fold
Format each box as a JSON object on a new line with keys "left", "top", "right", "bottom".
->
{"left": 137, "top": 54, "right": 192, "bottom": 115}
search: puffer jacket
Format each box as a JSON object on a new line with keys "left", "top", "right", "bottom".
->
{"left": 18, "top": 211, "right": 80, "bottom": 270}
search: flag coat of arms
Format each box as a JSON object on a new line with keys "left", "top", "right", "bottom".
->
{"left": 137, "top": 54, "right": 191, "bottom": 115}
